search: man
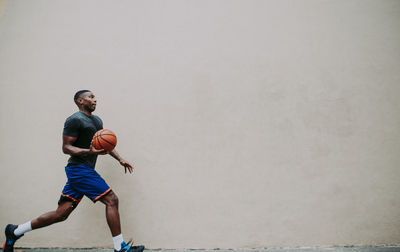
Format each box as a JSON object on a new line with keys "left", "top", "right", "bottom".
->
{"left": 3, "top": 90, "right": 144, "bottom": 252}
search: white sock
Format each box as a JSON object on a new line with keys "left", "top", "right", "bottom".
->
{"left": 112, "top": 234, "right": 124, "bottom": 251}
{"left": 14, "top": 221, "right": 32, "bottom": 236}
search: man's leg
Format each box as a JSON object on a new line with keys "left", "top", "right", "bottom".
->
{"left": 99, "top": 190, "right": 121, "bottom": 236}
{"left": 3, "top": 201, "right": 76, "bottom": 252}
{"left": 98, "top": 191, "right": 144, "bottom": 252}
{"left": 99, "top": 190, "right": 128, "bottom": 251}
{"left": 81, "top": 165, "right": 144, "bottom": 252}
{"left": 31, "top": 201, "right": 76, "bottom": 229}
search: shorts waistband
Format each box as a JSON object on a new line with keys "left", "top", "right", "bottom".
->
{"left": 66, "top": 164, "right": 94, "bottom": 169}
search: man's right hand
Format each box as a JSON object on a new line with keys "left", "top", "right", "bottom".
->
{"left": 89, "top": 144, "right": 109, "bottom": 155}
{"left": 63, "top": 135, "right": 109, "bottom": 156}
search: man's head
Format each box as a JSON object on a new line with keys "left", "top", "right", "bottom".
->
{"left": 74, "top": 90, "right": 97, "bottom": 112}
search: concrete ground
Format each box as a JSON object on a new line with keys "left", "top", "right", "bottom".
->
{"left": 13, "top": 247, "right": 400, "bottom": 252}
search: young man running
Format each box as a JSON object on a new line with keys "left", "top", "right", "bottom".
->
{"left": 3, "top": 90, "right": 144, "bottom": 252}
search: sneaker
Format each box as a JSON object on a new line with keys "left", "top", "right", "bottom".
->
{"left": 115, "top": 241, "right": 145, "bottom": 252}
{"left": 3, "top": 224, "right": 24, "bottom": 252}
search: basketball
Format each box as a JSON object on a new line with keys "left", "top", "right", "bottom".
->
{"left": 92, "top": 129, "right": 117, "bottom": 152}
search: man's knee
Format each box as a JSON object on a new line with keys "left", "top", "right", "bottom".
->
{"left": 54, "top": 202, "right": 74, "bottom": 222}
{"left": 109, "top": 192, "right": 119, "bottom": 207}
{"left": 54, "top": 210, "right": 70, "bottom": 223}
{"left": 102, "top": 191, "right": 119, "bottom": 207}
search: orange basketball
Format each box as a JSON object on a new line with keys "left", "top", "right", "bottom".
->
{"left": 92, "top": 129, "right": 117, "bottom": 152}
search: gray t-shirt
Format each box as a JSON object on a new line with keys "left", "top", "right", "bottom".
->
{"left": 63, "top": 111, "right": 103, "bottom": 168}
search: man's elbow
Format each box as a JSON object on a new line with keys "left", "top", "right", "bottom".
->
{"left": 62, "top": 146, "right": 70, "bottom": 154}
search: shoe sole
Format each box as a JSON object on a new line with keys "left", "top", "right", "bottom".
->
{"left": 135, "top": 246, "right": 145, "bottom": 252}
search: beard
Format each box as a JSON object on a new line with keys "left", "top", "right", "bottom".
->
{"left": 84, "top": 104, "right": 96, "bottom": 112}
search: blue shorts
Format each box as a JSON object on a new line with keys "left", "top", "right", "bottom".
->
{"left": 60, "top": 164, "right": 111, "bottom": 205}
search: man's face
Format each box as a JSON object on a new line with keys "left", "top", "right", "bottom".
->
{"left": 78, "top": 92, "right": 97, "bottom": 112}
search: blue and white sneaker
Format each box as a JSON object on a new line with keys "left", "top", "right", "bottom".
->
{"left": 3, "top": 224, "right": 24, "bottom": 252}
{"left": 115, "top": 241, "right": 145, "bottom": 252}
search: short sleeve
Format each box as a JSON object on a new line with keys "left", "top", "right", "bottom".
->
{"left": 94, "top": 116, "right": 103, "bottom": 130}
{"left": 63, "top": 116, "right": 80, "bottom": 137}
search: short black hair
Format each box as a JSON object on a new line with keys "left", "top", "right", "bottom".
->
{"left": 74, "top": 90, "right": 91, "bottom": 101}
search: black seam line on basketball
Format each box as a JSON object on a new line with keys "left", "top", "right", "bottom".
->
{"left": 97, "top": 136, "right": 104, "bottom": 149}
{"left": 99, "top": 136, "right": 116, "bottom": 147}
{"left": 99, "top": 133, "right": 115, "bottom": 137}
{"left": 98, "top": 130, "right": 113, "bottom": 137}
{"left": 95, "top": 135, "right": 100, "bottom": 149}
{"left": 99, "top": 137, "right": 116, "bottom": 147}
{"left": 93, "top": 135, "right": 100, "bottom": 146}
{"left": 94, "top": 134, "right": 105, "bottom": 141}
{"left": 95, "top": 135, "right": 101, "bottom": 148}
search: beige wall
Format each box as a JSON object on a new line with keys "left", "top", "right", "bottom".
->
{"left": 1, "top": 0, "right": 400, "bottom": 249}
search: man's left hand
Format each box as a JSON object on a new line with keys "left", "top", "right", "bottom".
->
{"left": 120, "top": 159, "right": 134, "bottom": 174}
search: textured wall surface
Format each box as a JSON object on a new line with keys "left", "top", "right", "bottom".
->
{"left": 0, "top": 0, "right": 399, "bottom": 249}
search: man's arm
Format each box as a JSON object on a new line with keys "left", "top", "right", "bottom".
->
{"left": 62, "top": 135, "right": 107, "bottom": 155}
{"left": 109, "top": 149, "right": 134, "bottom": 174}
